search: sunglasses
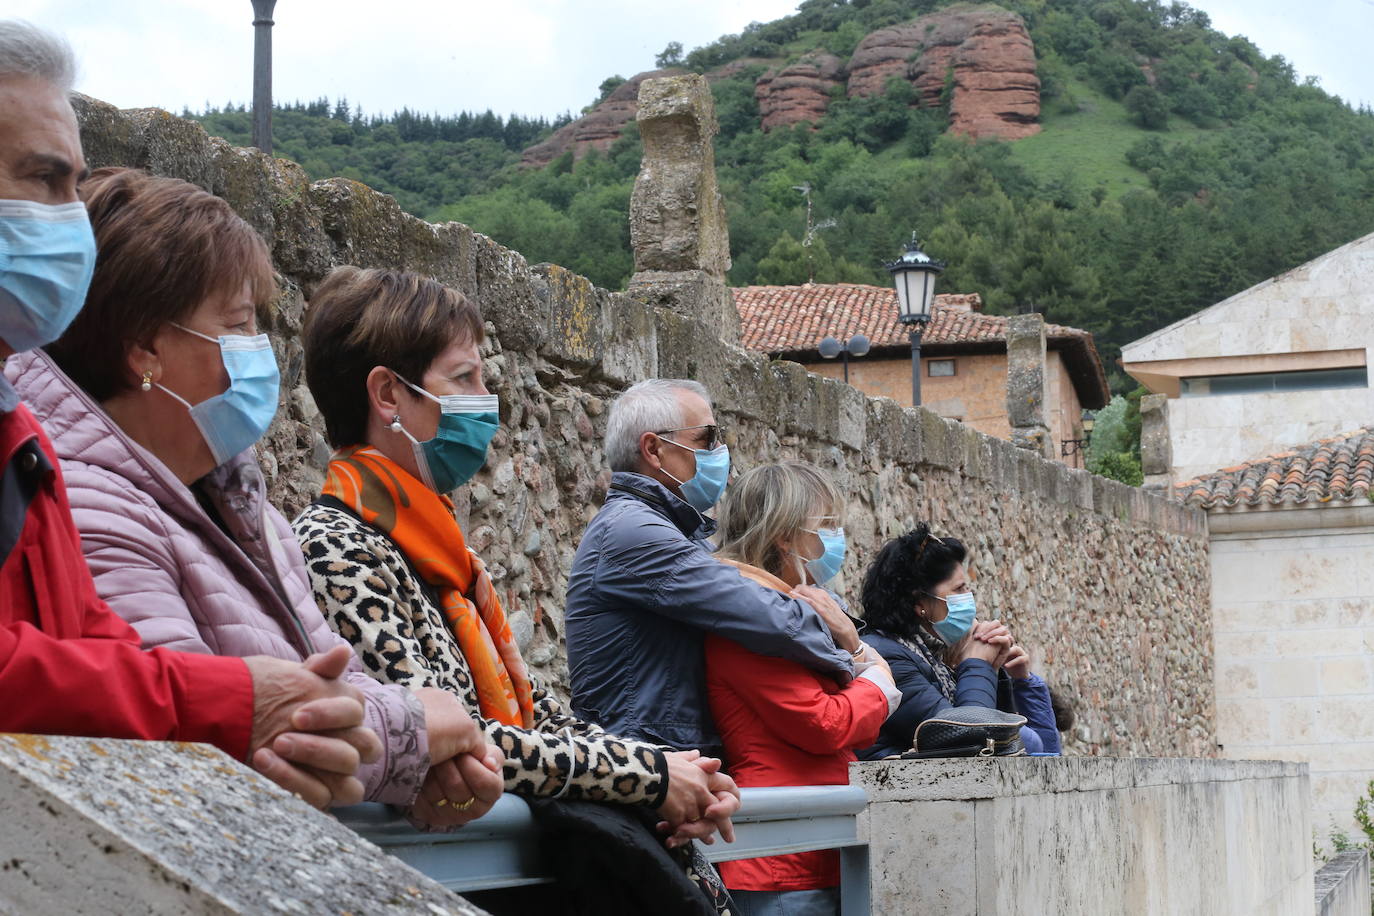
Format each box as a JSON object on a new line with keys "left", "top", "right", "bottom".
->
{"left": 655, "top": 424, "right": 723, "bottom": 450}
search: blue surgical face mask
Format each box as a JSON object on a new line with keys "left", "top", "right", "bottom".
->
{"left": 392, "top": 375, "right": 499, "bottom": 493}
{"left": 929, "top": 591, "right": 977, "bottom": 644}
{"left": 156, "top": 324, "right": 280, "bottom": 467}
{"left": 0, "top": 199, "right": 97, "bottom": 353}
{"left": 657, "top": 437, "right": 731, "bottom": 513}
{"left": 800, "top": 526, "right": 846, "bottom": 586}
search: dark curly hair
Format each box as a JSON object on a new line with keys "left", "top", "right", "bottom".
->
{"left": 860, "top": 522, "right": 967, "bottom": 642}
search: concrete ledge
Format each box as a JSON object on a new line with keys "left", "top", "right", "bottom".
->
{"left": 1316, "top": 850, "right": 1371, "bottom": 916}
{"left": 0, "top": 735, "right": 481, "bottom": 915}
{"left": 852, "top": 757, "right": 1313, "bottom": 915}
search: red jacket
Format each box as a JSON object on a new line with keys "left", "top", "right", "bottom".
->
{"left": 0, "top": 399, "right": 252, "bottom": 754}
{"left": 705, "top": 568, "right": 888, "bottom": 892}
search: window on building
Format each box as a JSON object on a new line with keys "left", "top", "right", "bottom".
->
{"left": 928, "top": 359, "right": 956, "bottom": 378}
{"left": 1180, "top": 366, "right": 1368, "bottom": 397}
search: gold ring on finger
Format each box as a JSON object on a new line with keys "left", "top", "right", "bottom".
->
{"left": 449, "top": 796, "right": 477, "bottom": 811}
{"left": 435, "top": 797, "right": 449, "bottom": 808}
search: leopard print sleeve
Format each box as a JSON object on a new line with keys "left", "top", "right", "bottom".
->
{"left": 487, "top": 721, "right": 668, "bottom": 808}
{"left": 529, "top": 676, "right": 607, "bottom": 739}
{"left": 292, "top": 503, "right": 669, "bottom": 809}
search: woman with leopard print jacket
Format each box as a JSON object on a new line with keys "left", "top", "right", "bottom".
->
{"left": 292, "top": 266, "right": 740, "bottom": 847}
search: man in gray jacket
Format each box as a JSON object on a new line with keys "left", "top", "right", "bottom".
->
{"left": 566, "top": 379, "right": 859, "bottom": 757}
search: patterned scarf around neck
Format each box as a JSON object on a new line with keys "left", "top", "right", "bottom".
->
{"left": 896, "top": 627, "right": 959, "bottom": 704}
{"left": 322, "top": 445, "right": 534, "bottom": 728}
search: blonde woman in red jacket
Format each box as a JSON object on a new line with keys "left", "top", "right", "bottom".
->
{"left": 706, "top": 462, "right": 900, "bottom": 916}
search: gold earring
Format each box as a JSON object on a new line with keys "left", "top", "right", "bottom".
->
{"left": 141, "top": 370, "right": 153, "bottom": 392}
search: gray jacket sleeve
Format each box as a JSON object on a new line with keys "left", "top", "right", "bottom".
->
{"left": 596, "top": 507, "right": 855, "bottom": 682}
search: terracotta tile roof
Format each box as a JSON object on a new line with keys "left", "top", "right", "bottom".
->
{"left": 1177, "top": 428, "right": 1374, "bottom": 509}
{"left": 732, "top": 283, "right": 1110, "bottom": 409}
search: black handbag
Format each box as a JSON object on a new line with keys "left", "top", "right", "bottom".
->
{"left": 901, "top": 706, "right": 1029, "bottom": 758}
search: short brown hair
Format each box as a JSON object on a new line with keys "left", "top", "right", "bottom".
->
{"left": 48, "top": 168, "right": 276, "bottom": 400}
{"left": 303, "top": 266, "right": 484, "bottom": 448}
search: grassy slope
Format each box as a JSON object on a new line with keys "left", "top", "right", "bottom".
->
{"left": 1008, "top": 76, "right": 1209, "bottom": 198}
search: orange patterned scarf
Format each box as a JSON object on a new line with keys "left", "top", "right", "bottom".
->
{"left": 322, "top": 445, "right": 534, "bottom": 728}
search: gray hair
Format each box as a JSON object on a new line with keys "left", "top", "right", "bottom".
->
{"left": 605, "top": 378, "right": 711, "bottom": 472}
{"left": 0, "top": 21, "right": 76, "bottom": 92}
{"left": 716, "top": 462, "right": 844, "bottom": 579}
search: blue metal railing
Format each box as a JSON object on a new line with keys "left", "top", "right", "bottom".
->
{"left": 337, "top": 785, "right": 870, "bottom": 914}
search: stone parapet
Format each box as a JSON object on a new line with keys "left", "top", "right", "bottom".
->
{"left": 70, "top": 98, "right": 1212, "bottom": 758}
{"left": 1006, "top": 312, "right": 1052, "bottom": 457}
{"left": 1315, "top": 850, "right": 1371, "bottom": 916}
{"left": 1140, "top": 392, "right": 1174, "bottom": 495}
{"left": 0, "top": 734, "right": 483, "bottom": 914}
{"left": 851, "top": 757, "right": 1313, "bottom": 915}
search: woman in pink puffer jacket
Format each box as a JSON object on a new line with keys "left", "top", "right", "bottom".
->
{"left": 6, "top": 168, "right": 502, "bottom": 826}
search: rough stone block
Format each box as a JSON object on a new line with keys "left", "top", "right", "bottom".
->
{"left": 1005, "top": 313, "right": 1047, "bottom": 429}
{"left": 834, "top": 380, "right": 867, "bottom": 452}
{"left": 1066, "top": 467, "right": 1094, "bottom": 510}
{"left": 918, "top": 407, "right": 956, "bottom": 470}
{"left": 720, "top": 350, "right": 777, "bottom": 424}
{"left": 534, "top": 264, "right": 604, "bottom": 370}
{"left": 472, "top": 232, "right": 548, "bottom": 354}
{"left": 598, "top": 293, "right": 657, "bottom": 387}
{"left": 0, "top": 735, "right": 481, "bottom": 915}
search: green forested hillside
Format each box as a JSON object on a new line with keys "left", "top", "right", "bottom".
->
{"left": 192, "top": 0, "right": 1374, "bottom": 390}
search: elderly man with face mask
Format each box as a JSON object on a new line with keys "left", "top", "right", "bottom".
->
{"left": 565, "top": 379, "right": 860, "bottom": 764}
{"left": 0, "top": 20, "right": 466, "bottom": 812}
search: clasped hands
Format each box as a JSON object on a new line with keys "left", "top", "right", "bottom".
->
{"left": 244, "top": 645, "right": 502, "bottom": 824}
{"left": 656, "top": 749, "right": 741, "bottom": 850}
{"left": 964, "top": 619, "right": 1032, "bottom": 679}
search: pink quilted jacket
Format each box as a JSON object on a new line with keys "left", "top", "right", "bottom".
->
{"left": 6, "top": 350, "right": 428, "bottom": 805}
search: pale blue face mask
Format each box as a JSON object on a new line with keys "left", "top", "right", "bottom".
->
{"left": 0, "top": 199, "right": 97, "bottom": 353}
{"left": 391, "top": 375, "right": 499, "bottom": 494}
{"left": 156, "top": 324, "right": 280, "bottom": 467}
{"left": 929, "top": 591, "right": 977, "bottom": 644}
{"left": 800, "top": 526, "right": 847, "bottom": 586}
{"left": 658, "top": 437, "right": 731, "bottom": 513}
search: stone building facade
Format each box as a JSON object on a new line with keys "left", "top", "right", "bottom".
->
{"left": 734, "top": 284, "right": 1108, "bottom": 467}
{"left": 1122, "top": 232, "right": 1374, "bottom": 484}
{"left": 1180, "top": 429, "right": 1374, "bottom": 845}
{"left": 69, "top": 90, "right": 1212, "bottom": 759}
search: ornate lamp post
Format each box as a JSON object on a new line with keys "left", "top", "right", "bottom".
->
{"left": 250, "top": 0, "right": 278, "bottom": 154}
{"left": 1061, "top": 409, "right": 1096, "bottom": 465}
{"left": 885, "top": 233, "right": 945, "bottom": 407}
{"left": 818, "top": 334, "right": 870, "bottom": 384}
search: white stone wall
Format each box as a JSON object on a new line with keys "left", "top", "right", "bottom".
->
{"left": 1210, "top": 506, "right": 1374, "bottom": 849}
{"left": 1171, "top": 388, "right": 1374, "bottom": 482}
{"left": 852, "top": 757, "right": 1313, "bottom": 915}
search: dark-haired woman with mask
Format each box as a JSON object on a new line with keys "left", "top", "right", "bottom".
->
{"left": 707, "top": 463, "right": 899, "bottom": 916}
{"left": 291, "top": 265, "right": 741, "bottom": 854}
{"left": 6, "top": 168, "right": 503, "bottom": 823}
{"left": 855, "top": 524, "right": 1039, "bottom": 760}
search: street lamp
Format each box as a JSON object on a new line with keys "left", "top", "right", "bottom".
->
{"left": 1061, "top": 409, "right": 1096, "bottom": 466}
{"left": 885, "top": 233, "right": 945, "bottom": 407}
{"left": 818, "top": 334, "right": 870, "bottom": 384}
{"left": 250, "top": 0, "right": 278, "bottom": 155}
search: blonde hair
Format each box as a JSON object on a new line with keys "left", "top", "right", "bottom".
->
{"left": 716, "top": 462, "right": 843, "bottom": 578}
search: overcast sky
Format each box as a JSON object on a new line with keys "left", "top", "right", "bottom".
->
{"left": 12, "top": 0, "right": 1373, "bottom": 118}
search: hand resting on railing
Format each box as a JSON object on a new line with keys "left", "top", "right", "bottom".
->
{"left": 657, "top": 750, "right": 741, "bottom": 849}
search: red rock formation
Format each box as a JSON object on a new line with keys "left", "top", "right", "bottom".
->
{"left": 755, "top": 52, "right": 845, "bottom": 131}
{"left": 849, "top": 4, "right": 1041, "bottom": 141}
{"left": 846, "top": 24, "right": 926, "bottom": 99}
{"left": 521, "top": 69, "right": 683, "bottom": 168}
